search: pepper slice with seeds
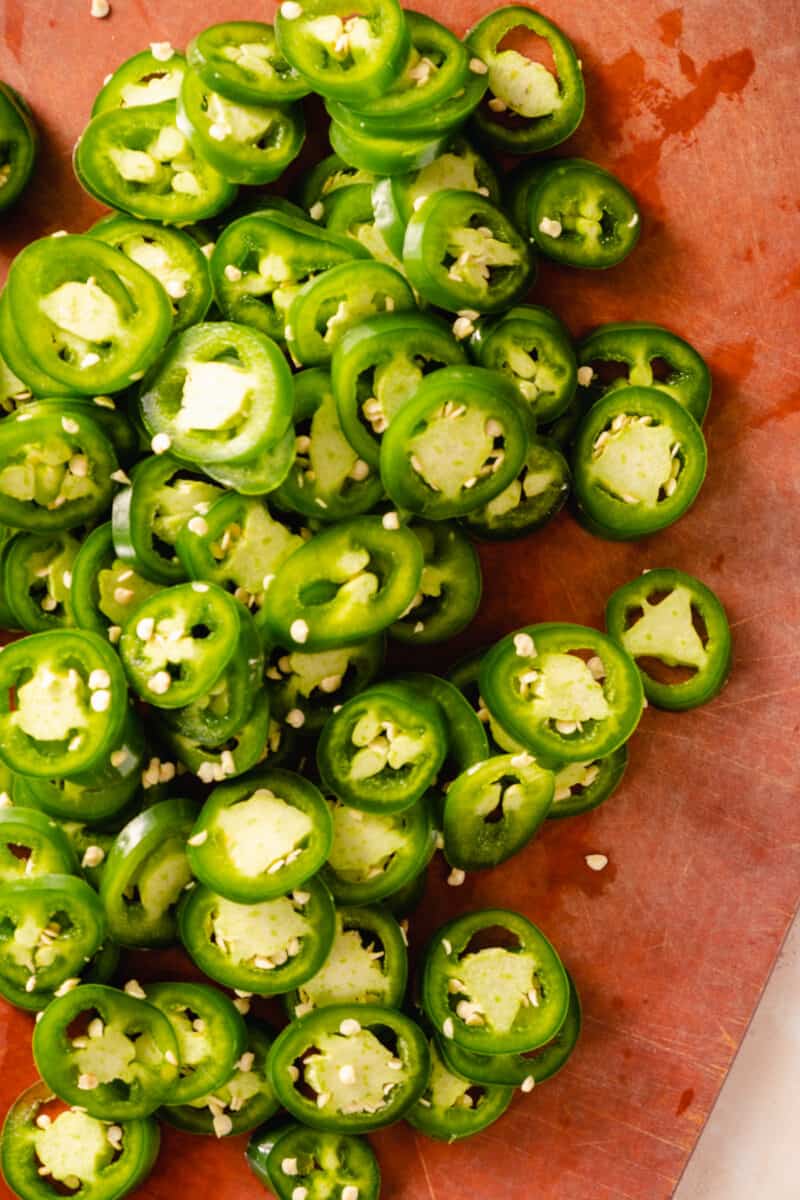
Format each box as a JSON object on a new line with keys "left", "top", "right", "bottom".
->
{"left": 462, "top": 431, "right": 571, "bottom": 540}
{"left": 188, "top": 21, "right": 310, "bottom": 105}
{"left": 253, "top": 1123, "right": 380, "bottom": 1200}
{"left": 405, "top": 1036, "right": 513, "bottom": 1141}
{"left": 0, "top": 82, "right": 37, "bottom": 212}
{"left": 143, "top": 981, "right": 248, "bottom": 1106}
{"left": 71, "top": 524, "right": 163, "bottom": 638}
{"left": 320, "top": 793, "right": 434, "bottom": 906}
{"left": 389, "top": 520, "right": 482, "bottom": 645}
{"left": 92, "top": 47, "right": 188, "bottom": 115}
{"left": 547, "top": 744, "right": 629, "bottom": 818}
{"left": 263, "top": 633, "right": 385, "bottom": 733}
{"left": 469, "top": 304, "right": 577, "bottom": 425}
{"left": 528, "top": 158, "right": 640, "bottom": 270}
{"left": 3, "top": 531, "right": 80, "bottom": 634}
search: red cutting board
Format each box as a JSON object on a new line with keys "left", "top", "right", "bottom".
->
{"left": 1, "top": 1, "right": 799, "bottom": 1197}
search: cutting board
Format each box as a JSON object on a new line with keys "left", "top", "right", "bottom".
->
{"left": 1, "top": 1, "right": 799, "bottom": 1197}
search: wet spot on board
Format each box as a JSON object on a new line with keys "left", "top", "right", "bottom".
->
{"left": 678, "top": 51, "right": 698, "bottom": 83}
{"left": 709, "top": 553, "right": 725, "bottom": 572}
{"left": 4, "top": 0, "right": 24, "bottom": 61}
{"left": 775, "top": 262, "right": 800, "bottom": 299}
{"left": 676, "top": 1087, "right": 695, "bottom": 1116}
{"left": 746, "top": 385, "right": 800, "bottom": 431}
{"left": 657, "top": 8, "right": 683, "bottom": 47}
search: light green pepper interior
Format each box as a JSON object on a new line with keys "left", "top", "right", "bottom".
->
{"left": 622, "top": 584, "right": 708, "bottom": 669}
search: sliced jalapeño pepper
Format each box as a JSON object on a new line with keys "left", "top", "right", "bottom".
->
{"left": 395, "top": 672, "right": 489, "bottom": 786}
{"left": 462, "top": 430, "right": 571, "bottom": 541}
{"left": 469, "top": 304, "right": 577, "bottom": 424}
{"left": 548, "top": 744, "right": 628, "bottom": 818}
{"left": 405, "top": 1037, "right": 513, "bottom": 1141}
{"left": 0, "top": 874, "right": 106, "bottom": 999}
{"left": 390, "top": 520, "right": 482, "bottom": 644}
{"left": 529, "top": 159, "right": 640, "bottom": 269}
{"left": 320, "top": 793, "right": 434, "bottom": 905}
{"left": 263, "top": 634, "right": 385, "bottom": 733}
{"left": 257, "top": 1124, "right": 380, "bottom": 1200}
{"left": 3, "top": 531, "right": 79, "bottom": 633}
{"left": 0, "top": 807, "right": 77, "bottom": 883}
{"left": 605, "top": 567, "right": 732, "bottom": 710}
{"left": 187, "top": 22, "right": 310, "bottom": 104}
{"left": 156, "top": 685, "right": 274, "bottom": 785}
{"left": 329, "top": 121, "right": 451, "bottom": 178}
{"left": 143, "top": 980, "right": 248, "bottom": 1105}
{"left": 92, "top": 47, "right": 188, "bottom": 115}
{"left": 71, "top": 524, "right": 163, "bottom": 637}
{"left": 0, "top": 82, "right": 37, "bottom": 211}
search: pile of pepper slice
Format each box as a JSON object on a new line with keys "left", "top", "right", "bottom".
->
{"left": 0, "top": 4, "right": 734, "bottom": 1199}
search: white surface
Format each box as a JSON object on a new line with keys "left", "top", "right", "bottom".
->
{"left": 674, "top": 915, "right": 800, "bottom": 1198}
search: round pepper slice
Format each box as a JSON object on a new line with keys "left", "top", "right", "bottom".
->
{"left": 3, "top": 531, "right": 79, "bottom": 633}
{"left": 139, "top": 321, "right": 293, "bottom": 468}
{"left": 260, "top": 1124, "right": 380, "bottom": 1200}
{"left": 91, "top": 213, "right": 213, "bottom": 334}
{"left": 267, "top": 1004, "right": 430, "bottom": 1132}
{"left": 320, "top": 793, "right": 434, "bottom": 905}
{"left": 529, "top": 159, "right": 640, "bottom": 269}
{"left": 469, "top": 305, "right": 577, "bottom": 425}
{"left": 0, "top": 807, "right": 78, "bottom": 883}
{"left": 403, "top": 189, "right": 534, "bottom": 313}
{"left": 286, "top": 903, "right": 408, "bottom": 1019}
{"left": 187, "top": 767, "right": 333, "bottom": 903}
{"left": 443, "top": 752, "right": 555, "bottom": 871}
{"left": 201, "top": 425, "right": 297, "bottom": 496}
{"left": 462, "top": 432, "right": 571, "bottom": 541}
{"left": 1, "top": 1080, "right": 160, "bottom": 1200}
{"left": 33, "top": 983, "right": 180, "bottom": 1121}
{"left": 577, "top": 322, "right": 712, "bottom": 425}
{"left": 549, "top": 744, "right": 629, "bottom": 818}
{"left": 119, "top": 582, "right": 244, "bottom": 709}
{"left": 71, "top": 524, "right": 163, "bottom": 637}
{"left": 605, "top": 567, "right": 732, "bottom": 710}
{"left": 316, "top": 681, "right": 447, "bottom": 813}
{"left": 330, "top": 64, "right": 486, "bottom": 143}
{"left": 466, "top": 6, "right": 585, "bottom": 154}
{"left": 100, "top": 799, "right": 196, "bottom": 948}
{"left": 395, "top": 672, "right": 489, "bottom": 787}
{"left": 263, "top": 634, "right": 385, "bottom": 733}
{"left": 5, "top": 235, "right": 172, "bottom": 395}
{"left": 179, "top": 877, "right": 335, "bottom": 996}
{"left": 0, "top": 82, "right": 37, "bottom": 211}
{"left": 479, "top": 623, "right": 644, "bottom": 764}
{"left": 438, "top": 970, "right": 581, "bottom": 1087}
{"left": 187, "top": 22, "right": 310, "bottom": 104}
{"left": 177, "top": 70, "right": 305, "bottom": 186}
{"left": 405, "top": 1036, "right": 513, "bottom": 1141}
{"left": 422, "top": 907, "right": 569, "bottom": 1055}
{"left": 158, "top": 685, "right": 274, "bottom": 785}
{"left": 159, "top": 1020, "right": 280, "bottom": 1136}
{"left": 571, "top": 386, "right": 708, "bottom": 539}
{"left": 275, "top": 0, "right": 411, "bottom": 104}
{"left": 263, "top": 515, "right": 424, "bottom": 652}
{"left": 0, "top": 292, "right": 74, "bottom": 398}
{"left": 92, "top": 46, "right": 188, "bottom": 115}
{"left": 75, "top": 102, "right": 237, "bottom": 223}
{"left": 0, "top": 630, "right": 128, "bottom": 778}
{"left": 379, "top": 365, "right": 529, "bottom": 520}
{"left": 143, "top": 980, "right": 248, "bottom": 1105}
{"left": 389, "top": 520, "right": 482, "bottom": 644}
{"left": 331, "top": 310, "right": 466, "bottom": 470}
{"left": 0, "top": 874, "right": 106, "bottom": 999}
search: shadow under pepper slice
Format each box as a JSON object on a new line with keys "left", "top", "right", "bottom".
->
{"left": 1, "top": 1079, "right": 160, "bottom": 1200}
{"left": 187, "top": 767, "right": 333, "bottom": 903}
{"left": 263, "top": 515, "right": 424, "bottom": 652}
{"left": 144, "top": 980, "right": 248, "bottom": 1106}
{"left": 33, "top": 983, "right": 180, "bottom": 1121}
{"left": 179, "top": 876, "right": 335, "bottom": 995}
{"left": 389, "top": 520, "right": 482, "bottom": 644}
{"left": 91, "top": 47, "right": 188, "bottom": 115}
{"left": 466, "top": 5, "right": 585, "bottom": 154}
{"left": 260, "top": 1123, "right": 380, "bottom": 1199}
{"left": 319, "top": 792, "right": 434, "bottom": 905}
{"left": 571, "top": 386, "right": 707, "bottom": 539}
{"left": 379, "top": 365, "right": 529, "bottom": 520}
{"left": 422, "top": 907, "right": 569, "bottom": 1055}
{"left": 605, "top": 567, "right": 732, "bottom": 710}
{"left": 548, "top": 743, "right": 629, "bottom": 818}
{"left": 187, "top": 21, "right": 310, "bottom": 105}
{"left": 469, "top": 304, "right": 577, "bottom": 425}
{"left": 403, "top": 188, "right": 534, "bottom": 313}
{"left": 405, "top": 1036, "right": 513, "bottom": 1141}
{"left": 285, "top": 903, "right": 408, "bottom": 1019}
{"left": 577, "top": 321, "right": 712, "bottom": 426}
{"left": 267, "top": 1003, "right": 430, "bottom": 1133}
{"left": 528, "top": 159, "right": 640, "bottom": 269}
{"left": 100, "top": 798, "right": 196, "bottom": 948}
{"left": 0, "top": 82, "right": 37, "bottom": 212}
{"left": 479, "top": 622, "right": 644, "bottom": 764}
{"left": 0, "top": 874, "right": 106, "bottom": 999}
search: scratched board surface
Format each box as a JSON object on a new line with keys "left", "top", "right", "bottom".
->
{"left": 1, "top": 0, "right": 799, "bottom": 1197}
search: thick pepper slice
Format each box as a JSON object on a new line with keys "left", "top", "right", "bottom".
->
{"left": 267, "top": 1004, "right": 429, "bottom": 1132}
{"left": 571, "top": 386, "right": 707, "bottom": 539}
{"left": 187, "top": 22, "right": 310, "bottom": 104}
{"left": 0, "top": 874, "right": 106, "bottom": 999}
{"left": 1, "top": 1080, "right": 159, "bottom": 1200}
{"left": 479, "top": 623, "right": 644, "bottom": 764}
{"left": 320, "top": 793, "right": 434, "bottom": 905}
{"left": 469, "top": 304, "right": 577, "bottom": 424}
{"left": 577, "top": 321, "right": 712, "bottom": 425}
{"left": 466, "top": 5, "right": 585, "bottom": 154}
{"left": 403, "top": 189, "right": 534, "bottom": 313}
{"left": 379, "top": 365, "right": 529, "bottom": 520}
{"left": 405, "top": 1037, "right": 513, "bottom": 1141}
{"left": 263, "top": 515, "right": 424, "bottom": 651}
{"left": 422, "top": 908, "right": 569, "bottom": 1055}
{"left": 254, "top": 1123, "right": 380, "bottom": 1200}
{"left": 275, "top": 0, "right": 410, "bottom": 104}
{"left": 316, "top": 681, "right": 447, "bottom": 813}
{"left": 143, "top": 980, "right": 248, "bottom": 1105}
{"left": 92, "top": 46, "right": 187, "bottom": 114}
{"left": 5, "top": 235, "right": 172, "bottom": 394}
{"left": 187, "top": 767, "right": 333, "bottom": 903}
{"left": 605, "top": 567, "right": 732, "bottom": 710}
{"left": 179, "top": 877, "right": 335, "bottom": 996}
{"left": 529, "top": 159, "right": 640, "bottom": 269}
{"left": 33, "top": 983, "right": 180, "bottom": 1121}
{"left": 389, "top": 520, "right": 482, "bottom": 645}
{"left": 0, "top": 82, "right": 37, "bottom": 211}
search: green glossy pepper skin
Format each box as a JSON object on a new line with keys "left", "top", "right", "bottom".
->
{"left": 462, "top": 432, "right": 571, "bottom": 541}
{"left": 469, "top": 305, "right": 577, "bottom": 425}
{"left": 144, "top": 980, "right": 248, "bottom": 1105}
{"left": 0, "top": 82, "right": 37, "bottom": 211}
{"left": 3, "top": 531, "right": 80, "bottom": 633}
{"left": 330, "top": 120, "right": 451, "bottom": 177}
{"left": 0, "top": 808, "right": 78, "bottom": 883}
{"left": 71, "top": 523, "right": 163, "bottom": 637}
{"left": 389, "top": 520, "right": 482, "bottom": 645}
{"left": 548, "top": 744, "right": 629, "bottom": 818}
{"left": 187, "top": 22, "right": 309, "bottom": 104}
{"left": 529, "top": 159, "right": 640, "bottom": 269}
{"left": 405, "top": 1036, "right": 513, "bottom": 1141}
{"left": 92, "top": 48, "right": 188, "bottom": 115}
{"left": 320, "top": 793, "right": 435, "bottom": 906}
{"left": 395, "top": 672, "right": 489, "bottom": 787}
{"left": 258, "top": 1123, "right": 381, "bottom": 1199}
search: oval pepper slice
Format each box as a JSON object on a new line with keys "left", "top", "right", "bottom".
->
{"left": 571, "top": 386, "right": 708, "bottom": 539}
{"left": 577, "top": 321, "right": 712, "bottom": 425}
{"left": 469, "top": 304, "right": 577, "bottom": 425}
{"left": 389, "top": 520, "right": 482, "bottom": 644}
{"left": 317, "top": 681, "right": 447, "bottom": 813}
{"left": 422, "top": 907, "right": 569, "bottom": 1055}
{"left": 403, "top": 188, "right": 534, "bottom": 313}
{"left": 606, "top": 567, "right": 732, "bottom": 710}
{"left": 92, "top": 46, "right": 188, "bottom": 115}
{"left": 405, "top": 1036, "right": 513, "bottom": 1141}
{"left": 3, "top": 531, "right": 79, "bottom": 633}
{"left": 275, "top": 0, "right": 410, "bottom": 104}
{"left": 71, "top": 524, "right": 163, "bottom": 637}
{"left": 187, "top": 767, "right": 333, "bottom": 903}
{"left": 263, "top": 515, "right": 424, "bottom": 651}
{"left": 329, "top": 119, "right": 451, "bottom": 177}
{"left": 1, "top": 1079, "right": 160, "bottom": 1200}
{"left": 0, "top": 874, "right": 106, "bottom": 999}
{"left": 33, "top": 983, "right": 180, "bottom": 1121}
{"left": 320, "top": 793, "right": 434, "bottom": 905}
{"left": 379, "top": 365, "right": 529, "bottom": 520}
{"left": 179, "top": 877, "right": 335, "bottom": 995}
{"left": 0, "top": 82, "right": 37, "bottom": 212}
{"left": 259, "top": 1124, "right": 380, "bottom": 1200}
{"left": 143, "top": 980, "right": 248, "bottom": 1105}
{"left": 466, "top": 5, "right": 585, "bottom": 154}
{"left": 480, "top": 623, "right": 643, "bottom": 764}
{"left": 548, "top": 744, "right": 629, "bottom": 818}
{"left": 267, "top": 1003, "right": 429, "bottom": 1132}
{"left": 529, "top": 159, "right": 640, "bottom": 269}
{"left": 187, "top": 22, "right": 310, "bottom": 105}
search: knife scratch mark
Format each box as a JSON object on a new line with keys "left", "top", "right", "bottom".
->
{"left": 414, "top": 1135, "right": 437, "bottom": 1200}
